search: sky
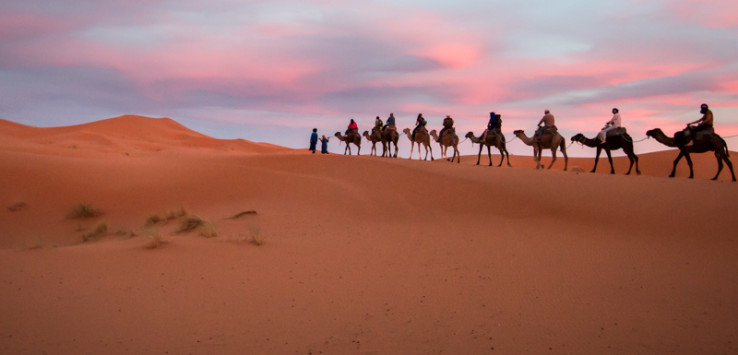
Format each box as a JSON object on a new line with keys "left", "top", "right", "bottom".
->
{"left": 2, "top": 0, "right": 738, "bottom": 157}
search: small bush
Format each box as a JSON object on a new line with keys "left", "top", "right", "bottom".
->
{"left": 145, "top": 214, "right": 162, "bottom": 226}
{"left": 67, "top": 204, "right": 102, "bottom": 219}
{"left": 179, "top": 217, "right": 205, "bottom": 233}
{"left": 166, "top": 208, "right": 187, "bottom": 221}
{"left": 248, "top": 226, "right": 263, "bottom": 246}
{"left": 143, "top": 229, "right": 163, "bottom": 249}
{"left": 82, "top": 223, "right": 108, "bottom": 242}
{"left": 231, "top": 210, "right": 257, "bottom": 219}
{"left": 198, "top": 223, "right": 218, "bottom": 239}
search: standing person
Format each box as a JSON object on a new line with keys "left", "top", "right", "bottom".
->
{"left": 320, "top": 135, "right": 330, "bottom": 154}
{"left": 383, "top": 112, "right": 396, "bottom": 132}
{"left": 535, "top": 109, "right": 556, "bottom": 140}
{"left": 309, "top": 128, "right": 318, "bottom": 154}
{"left": 598, "top": 108, "right": 621, "bottom": 144}
{"left": 481, "top": 112, "right": 501, "bottom": 142}
{"left": 411, "top": 113, "right": 426, "bottom": 140}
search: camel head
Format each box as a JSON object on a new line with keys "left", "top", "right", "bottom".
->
{"left": 402, "top": 128, "right": 411, "bottom": 135}
{"left": 571, "top": 133, "right": 586, "bottom": 143}
{"left": 513, "top": 129, "right": 525, "bottom": 137}
{"left": 465, "top": 132, "right": 475, "bottom": 139}
{"left": 645, "top": 128, "right": 664, "bottom": 138}
{"left": 334, "top": 132, "right": 343, "bottom": 140}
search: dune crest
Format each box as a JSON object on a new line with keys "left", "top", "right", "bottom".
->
{"left": 0, "top": 115, "right": 293, "bottom": 155}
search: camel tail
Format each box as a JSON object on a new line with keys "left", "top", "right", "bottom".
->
{"left": 721, "top": 136, "right": 729, "bottom": 157}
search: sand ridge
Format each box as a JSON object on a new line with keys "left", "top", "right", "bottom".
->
{"left": 1, "top": 115, "right": 736, "bottom": 354}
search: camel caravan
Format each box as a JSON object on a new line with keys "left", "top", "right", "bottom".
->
{"left": 325, "top": 104, "right": 735, "bottom": 181}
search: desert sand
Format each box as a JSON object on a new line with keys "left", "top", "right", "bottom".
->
{"left": 1, "top": 115, "right": 736, "bottom": 354}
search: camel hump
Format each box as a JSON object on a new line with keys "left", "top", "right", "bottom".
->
{"left": 606, "top": 127, "right": 627, "bottom": 137}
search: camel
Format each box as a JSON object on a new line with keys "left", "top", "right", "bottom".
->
{"left": 513, "top": 130, "right": 567, "bottom": 171}
{"left": 570, "top": 131, "right": 641, "bottom": 175}
{"left": 464, "top": 131, "right": 511, "bottom": 167}
{"left": 380, "top": 127, "right": 399, "bottom": 158}
{"left": 334, "top": 131, "right": 361, "bottom": 155}
{"left": 402, "top": 127, "right": 434, "bottom": 161}
{"left": 646, "top": 128, "right": 735, "bottom": 181}
{"left": 362, "top": 130, "right": 382, "bottom": 156}
{"left": 429, "top": 129, "right": 460, "bottom": 163}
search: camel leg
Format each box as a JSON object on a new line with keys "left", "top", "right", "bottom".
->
{"left": 684, "top": 152, "right": 694, "bottom": 178}
{"left": 592, "top": 147, "right": 602, "bottom": 173}
{"left": 487, "top": 145, "right": 493, "bottom": 166}
{"left": 476, "top": 145, "right": 483, "bottom": 165}
{"left": 454, "top": 146, "right": 460, "bottom": 163}
{"left": 632, "top": 148, "right": 641, "bottom": 175}
{"left": 497, "top": 146, "right": 510, "bottom": 168}
{"left": 561, "top": 142, "right": 568, "bottom": 171}
{"left": 605, "top": 149, "right": 615, "bottom": 174}
{"left": 547, "top": 148, "right": 557, "bottom": 169}
{"left": 721, "top": 151, "right": 737, "bottom": 181}
{"left": 712, "top": 152, "right": 724, "bottom": 180}
{"left": 408, "top": 142, "right": 415, "bottom": 160}
{"left": 670, "top": 151, "right": 685, "bottom": 177}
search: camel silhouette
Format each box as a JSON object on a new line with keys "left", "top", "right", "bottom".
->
{"left": 362, "top": 130, "right": 381, "bottom": 156}
{"left": 646, "top": 128, "right": 735, "bottom": 181}
{"left": 464, "top": 131, "right": 510, "bottom": 167}
{"left": 402, "top": 127, "right": 433, "bottom": 161}
{"left": 380, "top": 127, "right": 399, "bottom": 158}
{"left": 570, "top": 132, "right": 641, "bottom": 175}
{"left": 430, "top": 129, "right": 460, "bottom": 163}
{"left": 334, "top": 131, "right": 361, "bottom": 155}
{"left": 513, "top": 130, "right": 567, "bottom": 171}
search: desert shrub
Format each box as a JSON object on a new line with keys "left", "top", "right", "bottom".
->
{"left": 145, "top": 214, "right": 162, "bottom": 226}
{"left": 248, "top": 226, "right": 263, "bottom": 246}
{"left": 82, "top": 223, "right": 108, "bottom": 242}
{"left": 166, "top": 208, "right": 187, "bottom": 221}
{"left": 143, "top": 229, "right": 163, "bottom": 249}
{"left": 179, "top": 217, "right": 204, "bottom": 233}
{"left": 67, "top": 204, "right": 102, "bottom": 219}
{"left": 198, "top": 223, "right": 218, "bottom": 238}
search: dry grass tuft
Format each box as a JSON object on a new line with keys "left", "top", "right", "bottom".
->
{"left": 198, "top": 222, "right": 218, "bottom": 238}
{"left": 145, "top": 214, "right": 163, "bottom": 226}
{"left": 143, "top": 228, "right": 164, "bottom": 249}
{"left": 82, "top": 223, "right": 108, "bottom": 242}
{"left": 231, "top": 210, "right": 257, "bottom": 219}
{"left": 248, "top": 225, "right": 263, "bottom": 246}
{"left": 166, "top": 207, "right": 187, "bottom": 221}
{"left": 25, "top": 237, "right": 44, "bottom": 250}
{"left": 8, "top": 202, "right": 28, "bottom": 212}
{"left": 67, "top": 203, "right": 103, "bottom": 219}
{"left": 179, "top": 217, "right": 205, "bottom": 233}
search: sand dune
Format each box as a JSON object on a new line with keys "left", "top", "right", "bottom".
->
{"left": 1, "top": 116, "right": 736, "bottom": 354}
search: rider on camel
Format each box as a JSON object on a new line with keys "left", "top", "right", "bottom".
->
{"left": 438, "top": 115, "right": 454, "bottom": 141}
{"left": 383, "top": 113, "right": 396, "bottom": 133}
{"left": 411, "top": 113, "right": 427, "bottom": 140}
{"left": 598, "top": 108, "right": 621, "bottom": 144}
{"left": 481, "top": 112, "right": 501, "bottom": 142}
{"left": 683, "top": 103, "right": 714, "bottom": 146}
{"left": 346, "top": 118, "right": 358, "bottom": 136}
{"left": 535, "top": 109, "right": 557, "bottom": 141}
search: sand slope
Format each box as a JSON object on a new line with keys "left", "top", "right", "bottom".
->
{"left": 1, "top": 116, "right": 736, "bottom": 354}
